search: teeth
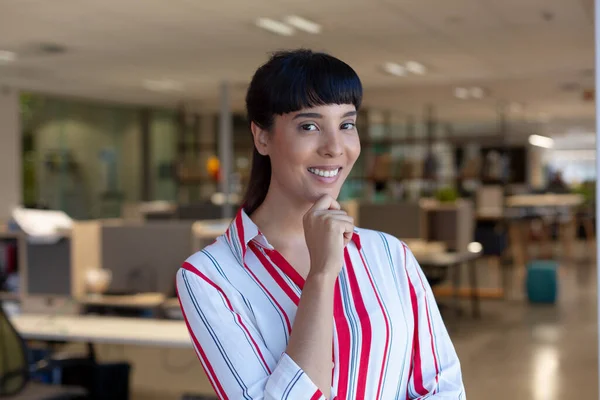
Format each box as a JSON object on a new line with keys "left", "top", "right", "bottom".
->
{"left": 308, "top": 168, "right": 340, "bottom": 178}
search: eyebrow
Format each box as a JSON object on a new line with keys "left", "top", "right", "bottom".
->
{"left": 292, "top": 110, "right": 357, "bottom": 120}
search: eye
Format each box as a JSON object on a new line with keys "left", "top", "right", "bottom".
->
{"left": 341, "top": 122, "right": 356, "bottom": 130}
{"left": 300, "top": 123, "right": 318, "bottom": 131}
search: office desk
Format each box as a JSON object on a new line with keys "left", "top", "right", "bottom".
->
{"left": 79, "top": 293, "right": 167, "bottom": 308}
{"left": 78, "top": 293, "right": 168, "bottom": 317}
{"left": 416, "top": 250, "right": 483, "bottom": 318}
{"left": 11, "top": 313, "right": 191, "bottom": 348}
{"left": 506, "top": 193, "right": 584, "bottom": 263}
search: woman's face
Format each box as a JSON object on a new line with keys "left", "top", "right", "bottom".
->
{"left": 253, "top": 103, "right": 361, "bottom": 205}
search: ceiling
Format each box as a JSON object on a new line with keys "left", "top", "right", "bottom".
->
{"left": 0, "top": 0, "right": 595, "bottom": 129}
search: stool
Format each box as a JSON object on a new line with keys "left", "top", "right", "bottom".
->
{"left": 525, "top": 260, "right": 558, "bottom": 304}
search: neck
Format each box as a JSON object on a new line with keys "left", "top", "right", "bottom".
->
{"left": 249, "top": 185, "right": 312, "bottom": 246}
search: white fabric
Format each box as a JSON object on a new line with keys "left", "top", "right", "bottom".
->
{"left": 177, "top": 208, "right": 465, "bottom": 399}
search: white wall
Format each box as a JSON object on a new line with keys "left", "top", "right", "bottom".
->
{"left": 0, "top": 87, "right": 21, "bottom": 222}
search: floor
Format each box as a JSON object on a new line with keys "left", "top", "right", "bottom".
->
{"left": 447, "top": 254, "right": 598, "bottom": 399}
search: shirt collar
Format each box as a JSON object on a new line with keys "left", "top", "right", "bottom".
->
{"left": 224, "top": 206, "right": 362, "bottom": 263}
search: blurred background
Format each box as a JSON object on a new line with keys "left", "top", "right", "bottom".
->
{"left": 0, "top": 0, "right": 596, "bottom": 399}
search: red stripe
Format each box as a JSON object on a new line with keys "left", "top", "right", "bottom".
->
{"left": 309, "top": 389, "right": 324, "bottom": 400}
{"left": 181, "top": 262, "right": 272, "bottom": 374}
{"left": 266, "top": 249, "right": 306, "bottom": 290}
{"left": 250, "top": 246, "right": 301, "bottom": 306}
{"left": 177, "top": 283, "right": 228, "bottom": 400}
{"left": 240, "top": 247, "right": 293, "bottom": 334}
{"left": 410, "top": 245, "right": 440, "bottom": 392}
{"left": 344, "top": 248, "right": 372, "bottom": 399}
{"left": 333, "top": 280, "right": 351, "bottom": 399}
{"left": 402, "top": 246, "right": 428, "bottom": 397}
{"left": 358, "top": 249, "right": 390, "bottom": 400}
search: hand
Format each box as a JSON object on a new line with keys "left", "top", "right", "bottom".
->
{"left": 303, "top": 195, "right": 355, "bottom": 279}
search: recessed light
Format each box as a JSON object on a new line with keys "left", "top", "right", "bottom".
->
{"left": 470, "top": 87, "right": 484, "bottom": 99}
{"left": 383, "top": 62, "right": 406, "bottom": 77}
{"left": 405, "top": 61, "right": 426, "bottom": 75}
{"left": 284, "top": 16, "right": 321, "bottom": 34}
{"left": 0, "top": 50, "right": 17, "bottom": 63}
{"left": 528, "top": 134, "right": 554, "bottom": 148}
{"left": 143, "top": 79, "right": 184, "bottom": 92}
{"left": 255, "top": 18, "right": 295, "bottom": 36}
{"left": 454, "top": 87, "right": 469, "bottom": 99}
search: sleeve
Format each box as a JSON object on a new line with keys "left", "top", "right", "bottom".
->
{"left": 176, "top": 261, "right": 326, "bottom": 400}
{"left": 401, "top": 244, "right": 466, "bottom": 400}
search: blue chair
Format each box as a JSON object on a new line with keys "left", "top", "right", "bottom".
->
{"left": 525, "top": 260, "right": 559, "bottom": 304}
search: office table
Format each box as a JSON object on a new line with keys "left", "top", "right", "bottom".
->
{"left": 11, "top": 313, "right": 191, "bottom": 348}
{"left": 415, "top": 250, "right": 483, "bottom": 318}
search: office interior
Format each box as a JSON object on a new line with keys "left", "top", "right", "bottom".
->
{"left": 0, "top": 0, "right": 596, "bottom": 399}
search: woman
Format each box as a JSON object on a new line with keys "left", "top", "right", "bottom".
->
{"left": 177, "top": 49, "right": 465, "bottom": 400}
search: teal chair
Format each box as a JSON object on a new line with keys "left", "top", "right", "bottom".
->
{"left": 526, "top": 260, "right": 559, "bottom": 304}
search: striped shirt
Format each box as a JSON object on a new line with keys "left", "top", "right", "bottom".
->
{"left": 177, "top": 208, "right": 465, "bottom": 399}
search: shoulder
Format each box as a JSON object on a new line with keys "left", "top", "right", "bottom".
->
{"left": 354, "top": 227, "right": 406, "bottom": 253}
{"left": 354, "top": 227, "right": 418, "bottom": 267}
{"left": 177, "top": 235, "right": 237, "bottom": 284}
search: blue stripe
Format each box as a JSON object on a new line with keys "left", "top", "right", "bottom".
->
{"left": 223, "top": 240, "right": 290, "bottom": 344}
{"left": 359, "top": 243, "right": 394, "bottom": 399}
{"left": 379, "top": 234, "right": 411, "bottom": 400}
{"left": 338, "top": 267, "right": 360, "bottom": 399}
{"left": 283, "top": 370, "right": 304, "bottom": 399}
{"left": 202, "top": 249, "right": 252, "bottom": 307}
{"left": 181, "top": 271, "right": 253, "bottom": 399}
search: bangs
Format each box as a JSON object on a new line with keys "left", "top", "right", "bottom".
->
{"left": 265, "top": 51, "right": 362, "bottom": 115}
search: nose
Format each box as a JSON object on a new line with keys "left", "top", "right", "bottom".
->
{"left": 318, "top": 129, "right": 343, "bottom": 158}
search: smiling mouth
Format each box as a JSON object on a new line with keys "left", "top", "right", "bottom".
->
{"left": 307, "top": 167, "right": 342, "bottom": 178}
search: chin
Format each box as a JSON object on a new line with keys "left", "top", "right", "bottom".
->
{"left": 306, "top": 187, "right": 342, "bottom": 203}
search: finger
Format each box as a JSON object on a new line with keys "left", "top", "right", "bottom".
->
{"left": 328, "top": 199, "right": 341, "bottom": 211}
{"left": 342, "top": 221, "right": 355, "bottom": 235}
{"left": 313, "top": 210, "right": 348, "bottom": 217}
{"left": 322, "top": 214, "right": 354, "bottom": 225}
{"left": 309, "top": 194, "right": 336, "bottom": 212}
{"left": 342, "top": 222, "right": 355, "bottom": 242}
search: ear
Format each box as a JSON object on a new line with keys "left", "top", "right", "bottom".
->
{"left": 251, "top": 122, "right": 270, "bottom": 156}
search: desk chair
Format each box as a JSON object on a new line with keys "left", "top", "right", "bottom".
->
{"left": 0, "top": 306, "right": 87, "bottom": 399}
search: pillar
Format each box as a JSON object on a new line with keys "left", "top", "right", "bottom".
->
{"left": 218, "top": 82, "right": 233, "bottom": 218}
{"left": 0, "top": 86, "right": 21, "bottom": 222}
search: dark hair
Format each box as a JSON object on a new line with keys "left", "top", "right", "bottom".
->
{"left": 243, "top": 49, "right": 363, "bottom": 215}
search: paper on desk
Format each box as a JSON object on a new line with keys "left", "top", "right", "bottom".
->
{"left": 11, "top": 207, "right": 73, "bottom": 244}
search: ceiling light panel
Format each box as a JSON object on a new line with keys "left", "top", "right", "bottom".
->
{"left": 0, "top": 50, "right": 17, "bottom": 63}
{"left": 383, "top": 62, "right": 406, "bottom": 77}
{"left": 454, "top": 86, "right": 487, "bottom": 100}
{"left": 284, "top": 16, "right": 321, "bottom": 34}
{"left": 143, "top": 79, "right": 184, "bottom": 92}
{"left": 255, "top": 18, "right": 295, "bottom": 36}
{"left": 405, "top": 61, "right": 426, "bottom": 75}
{"left": 470, "top": 87, "right": 484, "bottom": 98}
{"left": 528, "top": 134, "right": 554, "bottom": 148}
{"left": 454, "top": 87, "right": 469, "bottom": 99}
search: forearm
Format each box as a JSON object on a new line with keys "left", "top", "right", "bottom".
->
{"left": 286, "top": 270, "right": 337, "bottom": 398}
